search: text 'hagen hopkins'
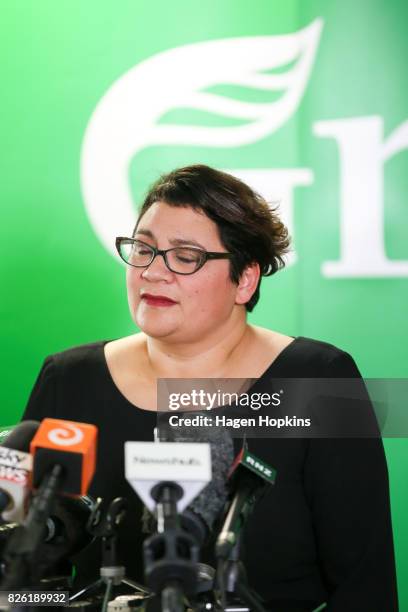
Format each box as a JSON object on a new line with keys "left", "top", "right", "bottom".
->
{"left": 167, "top": 414, "right": 311, "bottom": 429}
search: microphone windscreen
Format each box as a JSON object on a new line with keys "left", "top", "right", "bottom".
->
{"left": 0, "top": 422, "right": 37, "bottom": 521}
{"left": 188, "top": 426, "right": 234, "bottom": 531}
{"left": 30, "top": 419, "right": 98, "bottom": 496}
{"left": 158, "top": 421, "right": 234, "bottom": 532}
{"left": 47, "top": 495, "right": 95, "bottom": 557}
{"left": 0, "top": 497, "right": 95, "bottom": 562}
{"left": 2, "top": 421, "right": 40, "bottom": 451}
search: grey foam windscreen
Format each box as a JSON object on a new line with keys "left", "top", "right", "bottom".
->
{"left": 158, "top": 419, "right": 234, "bottom": 530}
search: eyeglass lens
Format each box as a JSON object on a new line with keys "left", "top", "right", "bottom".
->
{"left": 119, "top": 240, "right": 204, "bottom": 273}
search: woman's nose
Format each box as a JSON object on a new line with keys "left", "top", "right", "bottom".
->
{"left": 141, "top": 253, "right": 174, "bottom": 281}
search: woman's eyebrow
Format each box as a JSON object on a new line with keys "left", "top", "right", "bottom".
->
{"left": 134, "top": 228, "right": 206, "bottom": 250}
{"left": 169, "top": 237, "right": 206, "bottom": 249}
{"left": 134, "top": 228, "right": 154, "bottom": 239}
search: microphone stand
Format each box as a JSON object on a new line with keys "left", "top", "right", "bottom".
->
{"left": 218, "top": 535, "right": 266, "bottom": 612}
{"left": 143, "top": 482, "right": 199, "bottom": 612}
{"left": 216, "top": 481, "right": 267, "bottom": 612}
{"left": 70, "top": 498, "right": 150, "bottom": 612}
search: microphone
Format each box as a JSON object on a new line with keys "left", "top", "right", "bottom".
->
{"left": 126, "top": 422, "right": 234, "bottom": 612}
{"left": 157, "top": 422, "right": 234, "bottom": 543}
{"left": 0, "top": 495, "right": 95, "bottom": 566}
{"left": 42, "top": 494, "right": 95, "bottom": 558}
{"left": 0, "top": 427, "right": 14, "bottom": 444}
{"left": 213, "top": 446, "right": 275, "bottom": 612}
{"left": 1, "top": 419, "right": 98, "bottom": 589}
{"left": 125, "top": 431, "right": 211, "bottom": 610}
{"left": 216, "top": 445, "right": 276, "bottom": 560}
{"left": 0, "top": 421, "right": 40, "bottom": 523}
{"left": 30, "top": 418, "right": 98, "bottom": 496}
{"left": 1, "top": 422, "right": 39, "bottom": 451}
{"left": 125, "top": 440, "right": 212, "bottom": 515}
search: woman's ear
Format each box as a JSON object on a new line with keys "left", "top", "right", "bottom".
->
{"left": 235, "top": 262, "right": 261, "bottom": 306}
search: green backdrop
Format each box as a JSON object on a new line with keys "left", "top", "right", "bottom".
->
{"left": 1, "top": 0, "right": 407, "bottom": 606}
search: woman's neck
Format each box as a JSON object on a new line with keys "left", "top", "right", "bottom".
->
{"left": 143, "top": 317, "right": 253, "bottom": 378}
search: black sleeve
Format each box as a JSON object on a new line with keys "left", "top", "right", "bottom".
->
{"left": 21, "top": 356, "right": 57, "bottom": 422}
{"left": 304, "top": 351, "right": 399, "bottom": 611}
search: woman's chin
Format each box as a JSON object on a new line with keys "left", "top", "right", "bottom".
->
{"left": 135, "top": 311, "right": 179, "bottom": 339}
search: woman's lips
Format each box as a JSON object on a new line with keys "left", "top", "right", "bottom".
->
{"left": 141, "top": 294, "right": 178, "bottom": 307}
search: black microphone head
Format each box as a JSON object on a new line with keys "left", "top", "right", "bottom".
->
{"left": 188, "top": 425, "right": 234, "bottom": 533}
{"left": 46, "top": 495, "right": 95, "bottom": 558}
{"left": 0, "top": 521, "right": 19, "bottom": 558}
{"left": 2, "top": 421, "right": 40, "bottom": 451}
{"left": 1, "top": 496, "right": 96, "bottom": 583}
{"left": 0, "top": 421, "right": 38, "bottom": 521}
{"left": 0, "top": 497, "right": 95, "bottom": 566}
{"left": 158, "top": 419, "right": 234, "bottom": 534}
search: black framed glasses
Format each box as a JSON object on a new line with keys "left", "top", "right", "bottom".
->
{"left": 116, "top": 237, "right": 233, "bottom": 275}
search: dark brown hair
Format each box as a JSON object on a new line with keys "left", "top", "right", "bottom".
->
{"left": 135, "top": 164, "right": 290, "bottom": 311}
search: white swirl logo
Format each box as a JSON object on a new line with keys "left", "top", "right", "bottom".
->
{"left": 47, "top": 424, "right": 84, "bottom": 447}
{"left": 81, "top": 20, "right": 323, "bottom": 259}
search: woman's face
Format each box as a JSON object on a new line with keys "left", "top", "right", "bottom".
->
{"left": 126, "top": 201, "right": 247, "bottom": 343}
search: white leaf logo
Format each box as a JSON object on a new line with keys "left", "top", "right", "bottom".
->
{"left": 47, "top": 424, "right": 84, "bottom": 447}
{"left": 81, "top": 19, "right": 323, "bottom": 256}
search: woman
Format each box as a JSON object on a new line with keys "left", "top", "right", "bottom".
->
{"left": 23, "top": 165, "right": 398, "bottom": 611}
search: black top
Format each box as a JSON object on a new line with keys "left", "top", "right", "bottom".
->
{"left": 22, "top": 336, "right": 398, "bottom": 612}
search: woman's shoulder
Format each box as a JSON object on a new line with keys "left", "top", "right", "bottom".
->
{"left": 45, "top": 335, "right": 148, "bottom": 380}
{"left": 252, "top": 326, "right": 348, "bottom": 360}
{"left": 23, "top": 340, "right": 113, "bottom": 421}
{"left": 252, "top": 327, "right": 359, "bottom": 376}
{"left": 293, "top": 335, "right": 352, "bottom": 360}
{"left": 46, "top": 339, "right": 109, "bottom": 366}
{"left": 29, "top": 341, "right": 111, "bottom": 392}
{"left": 48, "top": 334, "right": 144, "bottom": 359}
{"left": 287, "top": 336, "right": 360, "bottom": 377}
